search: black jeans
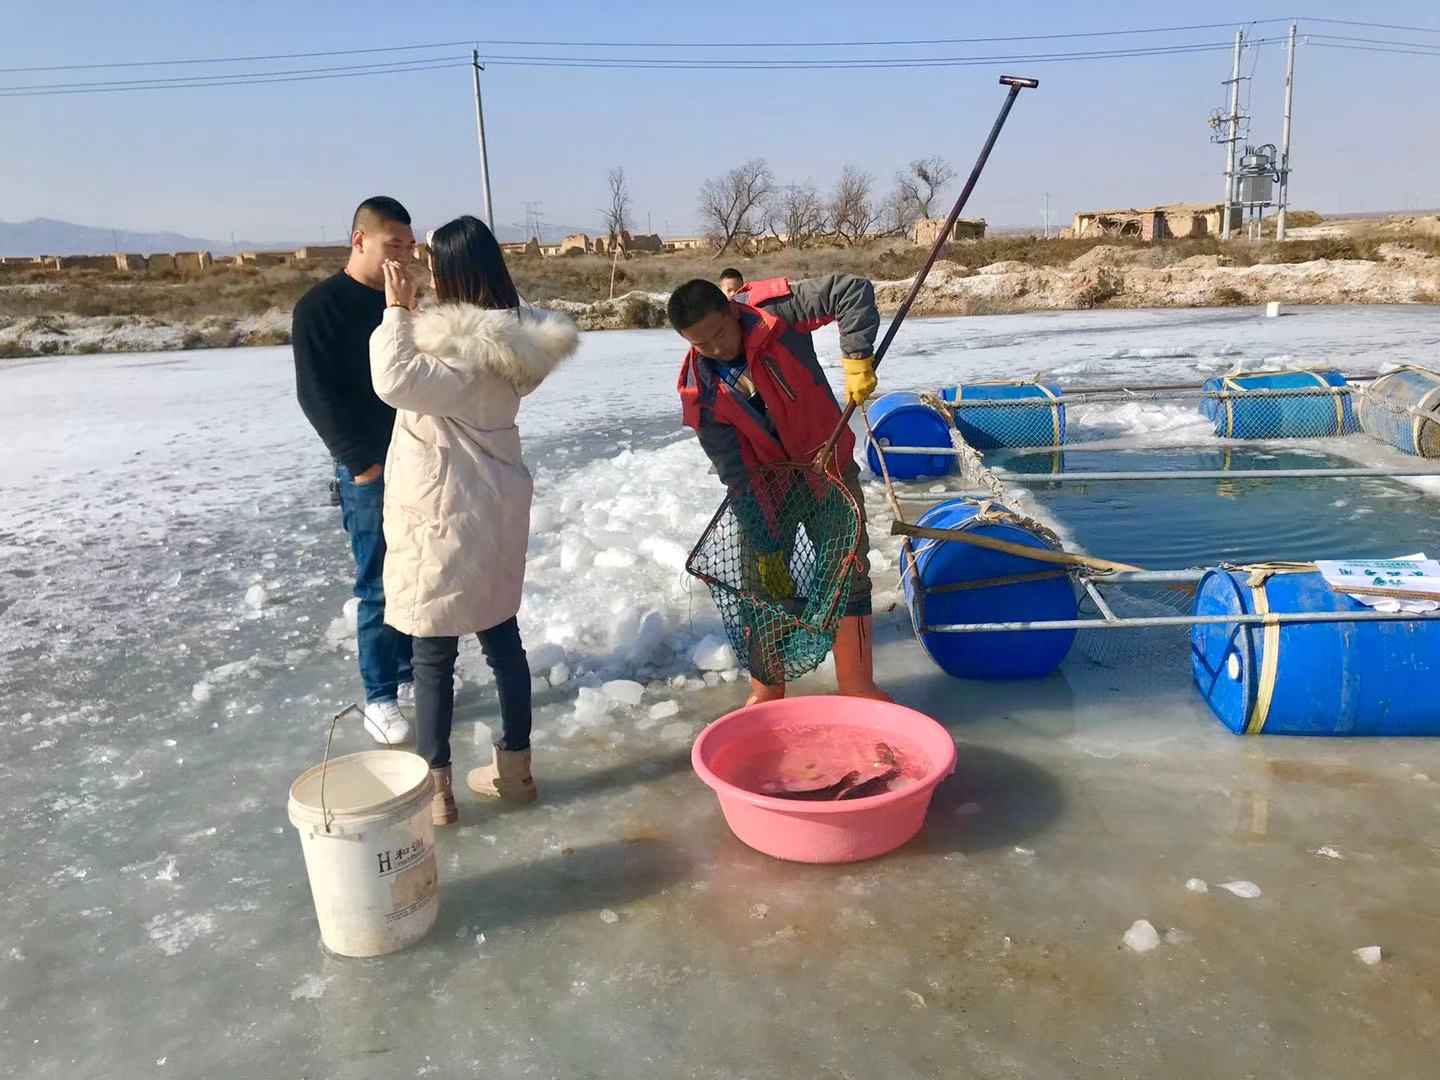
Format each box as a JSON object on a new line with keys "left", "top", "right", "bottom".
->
{"left": 412, "top": 617, "right": 532, "bottom": 769}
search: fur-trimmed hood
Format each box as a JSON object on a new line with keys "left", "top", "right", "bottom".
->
{"left": 411, "top": 302, "right": 578, "bottom": 394}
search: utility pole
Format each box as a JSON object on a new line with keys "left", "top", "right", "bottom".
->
{"left": 471, "top": 49, "right": 495, "bottom": 231}
{"left": 1221, "top": 28, "right": 1244, "bottom": 241}
{"left": 1042, "top": 193, "right": 1050, "bottom": 239}
{"left": 1275, "top": 22, "right": 1298, "bottom": 241}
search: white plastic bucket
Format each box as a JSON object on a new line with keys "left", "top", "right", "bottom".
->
{"left": 287, "top": 750, "right": 439, "bottom": 957}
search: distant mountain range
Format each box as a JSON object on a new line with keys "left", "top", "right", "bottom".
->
{"left": 0, "top": 218, "right": 217, "bottom": 257}
{"left": 0, "top": 217, "right": 606, "bottom": 258}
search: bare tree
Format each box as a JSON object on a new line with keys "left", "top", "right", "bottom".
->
{"left": 896, "top": 155, "right": 957, "bottom": 220}
{"left": 828, "top": 166, "right": 882, "bottom": 246}
{"left": 765, "top": 183, "right": 828, "bottom": 249}
{"left": 880, "top": 183, "right": 920, "bottom": 237}
{"left": 698, "top": 158, "right": 775, "bottom": 256}
{"left": 602, "top": 167, "right": 631, "bottom": 244}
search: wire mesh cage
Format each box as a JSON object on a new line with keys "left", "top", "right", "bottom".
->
{"left": 922, "top": 382, "right": 1369, "bottom": 447}
{"left": 686, "top": 462, "right": 863, "bottom": 686}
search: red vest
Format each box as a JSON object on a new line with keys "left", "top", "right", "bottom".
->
{"left": 678, "top": 295, "right": 857, "bottom": 478}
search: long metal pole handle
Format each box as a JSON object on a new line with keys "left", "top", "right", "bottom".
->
{"left": 819, "top": 75, "right": 1038, "bottom": 465}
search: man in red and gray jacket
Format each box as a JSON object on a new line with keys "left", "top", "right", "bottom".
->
{"left": 669, "top": 274, "right": 890, "bottom": 704}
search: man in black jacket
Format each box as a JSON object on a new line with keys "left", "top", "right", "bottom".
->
{"left": 292, "top": 196, "right": 416, "bottom": 745}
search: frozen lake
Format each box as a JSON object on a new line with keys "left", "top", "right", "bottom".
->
{"left": 4, "top": 304, "right": 1440, "bottom": 1079}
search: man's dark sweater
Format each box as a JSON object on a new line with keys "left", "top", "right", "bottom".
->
{"left": 292, "top": 271, "right": 394, "bottom": 475}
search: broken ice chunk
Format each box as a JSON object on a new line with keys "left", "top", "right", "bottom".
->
{"left": 1353, "top": 945, "right": 1382, "bottom": 966}
{"left": 1122, "top": 920, "right": 1160, "bottom": 953}
{"left": 244, "top": 584, "right": 268, "bottom": 610}
{"left": 599, "top": 909, "right": 620, "bottom": 925}
{"left": 601, "top": 680, "right": 645, "bottom": 707}
{"left": 1218, "top": 880, "right": 1262, "bottom": 899}
{"left": 691, "top": 634, "right": 737, "bottom": 671}
{"left": 648, "top": 700, "right": 680, "bottom": 720}
{"left": 1185, "top": 878, "right": 1209, "bottom": 894}
{"left": 1312, "top": 846, "right": 1343, "bottom": 860}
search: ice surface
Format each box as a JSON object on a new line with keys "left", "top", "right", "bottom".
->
{"left": 1354, "top": 946, "right": 1383, "bottom": 966}
{"left": 8, "top": 311, "right": 1440, "bottom": 1078}
{"left": 1123, "top": 920, "right": 1161, "bottom": 953}
{"left": 1218, "top": 881, "right": 1263, "bottom": 899}
{"left": 1185, "top": 878, "right": 1209, "bottom": 894}
{"left": 692, "top": 635, "right": 737, "bottom": 671}
{"left": 594, "top": 548, "right": 637, "bottom": 570}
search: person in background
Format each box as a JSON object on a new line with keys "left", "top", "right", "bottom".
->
{"left": 718, "top": 268, "right": 745, "bottom": 298}
{"left": 669, "top": 275, "right": 890, "bottom": 705}
{"left": 292, "top": 196, "right": 417, "bottom": 746}
{"left": 370, "top": 216, "right": 579, "bottom": 825}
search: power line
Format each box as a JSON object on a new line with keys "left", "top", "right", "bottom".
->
{"left": 5, "top": 16, "right": 1439, "bottom": 79}
{"left": 1300, "top": 17, "right": 1440, "bottom": 35}
{"left": 0, "top": 20, "right": 1300, "bottom": 73}
{"left": 0, "top": 61, "right": 468, "bottom": 98}
{"left": 1306, "top": 33, "right": 1440, "bottom": 51}
{"left": 450, "top": 21, "right": 1299, "bottom": 48}
{"left": 1309, "top": 42, "right": 1440, "bottom": 58}
{"left": 475, "top": 41, "right": 1283, "bottom": 69}
{"left": 0, "top": 39, "right": 1290, "bottom": 96}
{"left": 1, "top": 55, "right": 468, "bottom": 93}
{"left": 0, "top": 41, "right": 476, "bottom": 75}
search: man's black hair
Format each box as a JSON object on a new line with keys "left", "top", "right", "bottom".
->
{"left": 667, "top": 278, "right": 730, "bottom": 331}
{"left": 718, "top": 267, "right": 744, "bottom": 282}
{"left": 351, "top": 195, "right": 412, "bottom": 233}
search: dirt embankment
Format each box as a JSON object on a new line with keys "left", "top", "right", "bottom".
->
{"left": 4, "top": 232, "right": 1440, "bottom": 357}
{"left": 872, "top": 243, "right": 1440, "bottom": 317}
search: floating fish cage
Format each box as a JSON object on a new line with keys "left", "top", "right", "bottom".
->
{"left": 864, "top": 370, "right": 1440, "bottom": 736}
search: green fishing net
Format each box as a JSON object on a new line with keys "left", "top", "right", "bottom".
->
{"left": 686, "top": 462, "right": 862, "bottom": 686}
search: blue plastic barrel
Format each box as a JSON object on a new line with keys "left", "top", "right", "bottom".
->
{"left": 1191, "top": 568, "right": 1440, "bottom": 735}
{"left": 940, "top": 382, "right": 1065, "bottom": 449}
{"left": 901, "top": 499, "right": 1077, "bottom": 679}
{"left": 1199, "top": 370, "right": 1352, "bottom": 439}
{"left": 864, "top": 391, "right": 955, "bottom": 480}
{"left": 1358, "top": 366, "right": 1440, "bottom": 458}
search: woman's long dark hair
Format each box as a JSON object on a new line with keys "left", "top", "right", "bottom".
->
{"left": 429, "top": 215, "right": 521, "bottom": 310}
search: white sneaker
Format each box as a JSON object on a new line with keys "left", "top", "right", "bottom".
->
{"left": 363, "top": 701, "right": 412, "bottom": 746}
{"left": 396, "top": 681, "right": 415, "bottom": 708}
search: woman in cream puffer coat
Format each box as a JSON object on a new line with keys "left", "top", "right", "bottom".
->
{"left": 370, "top": 215, "right": 579, "bottom": 825}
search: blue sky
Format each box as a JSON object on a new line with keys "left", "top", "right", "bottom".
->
{"left": 3, "top": 1, "right": 1438, "bottom": 243}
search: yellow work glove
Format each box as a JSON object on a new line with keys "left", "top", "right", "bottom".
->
{"left": 842, "top": 355, "right": 878, "bottom": 406}
{"left": 757, "top": 551, "right": 796, "bottom": 600}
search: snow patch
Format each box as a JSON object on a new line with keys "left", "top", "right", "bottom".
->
{"left": 146, "top": 911, "right": 217, "bottom": 956}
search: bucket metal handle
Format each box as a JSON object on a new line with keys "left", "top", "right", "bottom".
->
{"left": 320, "top": 705, "right": 363, "bottom": 834}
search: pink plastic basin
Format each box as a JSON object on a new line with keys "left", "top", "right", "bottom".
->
{"left": 691, "top": 697, "right": 958, "bottom": 864}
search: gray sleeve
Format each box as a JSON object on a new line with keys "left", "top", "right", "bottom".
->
{"left": 696, "top": 415, "right": 749, "bottom": 491}
{"left": 766, "top": 274, "right": 880, "bottom": 359}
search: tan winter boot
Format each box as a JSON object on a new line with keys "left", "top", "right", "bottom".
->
{"left": 833, "top": 615, "right": 893, "bottom": 702}
{"left": 430, "top": 766, "right": 458, "bottom": 826}
{"left": 466, "top": 748, "right": 537, "bottom": 804}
